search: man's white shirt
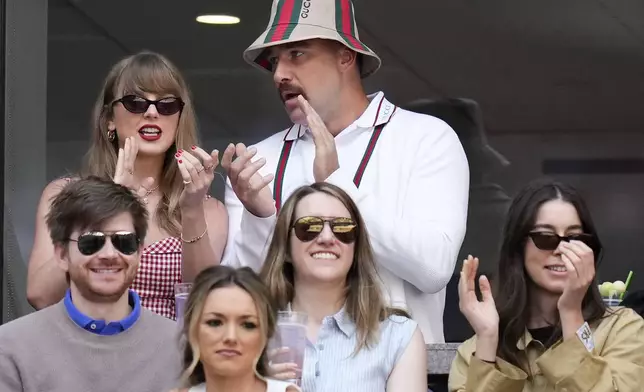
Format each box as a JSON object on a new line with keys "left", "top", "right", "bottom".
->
{"left": 223, "top": 91, "right": 469, "bottom": 343}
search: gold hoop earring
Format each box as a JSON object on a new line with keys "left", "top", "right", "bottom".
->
{"left": 107, "top": 130, "right": 116, "bottom": 142}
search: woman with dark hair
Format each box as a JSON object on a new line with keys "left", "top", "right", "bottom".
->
{"left": 449, "top": 178, "right": 644, "bottom": 391}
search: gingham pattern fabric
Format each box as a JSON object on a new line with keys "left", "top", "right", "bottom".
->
{"left": 59, "top": 177, "right": 192, "bottom": 320}
{"left": 243, "top": 0, "right": 381, "bottom": 78}
{"left": 130, "top": 236, "right": 182, "bottom": 320}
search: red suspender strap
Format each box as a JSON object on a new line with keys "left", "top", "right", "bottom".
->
{"left": 353, "top": 123, "right": 385, "bottom": 187}
{"left": 273, "top": 140, "right": 294, "bottom": 214}
{"left": 273, "top": 105, "right": 397, "bottom": 212}
{"left": 354, "top": 106, "right": 397, "bottom": 187}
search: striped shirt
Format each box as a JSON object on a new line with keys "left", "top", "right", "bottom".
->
{"left": 301, "top": 308, "right": 417, "bottom": 392}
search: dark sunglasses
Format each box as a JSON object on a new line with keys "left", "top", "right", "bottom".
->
{"left": 113, "top": 95, "right": 184, "bottom": 116}
{"left": 292, "top": 216, "right": 358, "bottom": 244}
{"left": 69, "top": 231, "right": 140, "bottom": 256}
{"left": 528, "top": 232, "right": 596, "bottom": 251}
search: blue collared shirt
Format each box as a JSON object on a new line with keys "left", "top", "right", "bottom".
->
{"left": 294, "top": 306, "right": 418, "bottom": 392}
{"left": 64, "top": 289, "right": 142, "bottom": 335}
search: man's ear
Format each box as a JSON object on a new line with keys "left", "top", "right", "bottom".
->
{"left": 338, "top": 47, "right": 358, "bottom": 72}
{"left": 53, "top": 243, "right": 70, "bottom": 273}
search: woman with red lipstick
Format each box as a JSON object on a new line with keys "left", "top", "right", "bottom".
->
{"left": 26, "top": 51, "right": 228, "bottom": 320}
{"left": 449, "top": 178, "right": 644, "bottom": 392}
{"left": 172, "top": 266, "right": 299, "bottom": 392}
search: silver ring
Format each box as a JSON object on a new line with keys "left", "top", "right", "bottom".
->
{"left": 183, "top": 180, "right": 192, "bottom": 185}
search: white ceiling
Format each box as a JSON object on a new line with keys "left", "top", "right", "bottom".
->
{"left": 47, "top": 0, "right": 644, "bottom": 143}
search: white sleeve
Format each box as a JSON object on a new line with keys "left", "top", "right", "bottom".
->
{"left": 221, "top": 177, "right": 276, "bottom": 272}
{"left": 326, "top": 123, "right": 469, "bottom": 293}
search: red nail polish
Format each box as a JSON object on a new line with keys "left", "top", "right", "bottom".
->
{"left": 175, "top": 152, "right": 181, "bottom": 157}
{"left": 178, "top": 159, "right": 182, "bottom": 163}
{"left": 191, "top": 145, "right": 196, "bottom": 150}
{"left": 178, "top": 149, "right": 183, "bottom": 153}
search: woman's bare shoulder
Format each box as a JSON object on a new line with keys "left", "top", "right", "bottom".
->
{"left": 39, "top": 176, "right": 77, "bottom": 203}
{"left": 203, "top": 195, "right": 228, "bottom": 221}
{"left": 203, "top": 195, "right": 225, "bottom": 210}
{"left": 46, "top": 176, "right": 79, "bottom": 189}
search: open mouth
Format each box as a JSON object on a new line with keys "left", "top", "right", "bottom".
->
{"left": 90, "top": 268, "right": 123, "bottom": 274}
{"left": 545, "top": 265, "right": 567, "bottom": 272}
{"left": 279, "top": 86, "right": 304, "bottom": 104}
{"left": 138, "top": 125, "right": 162, "bottom": 141}
{"left": 281, "top": 92, "right": 301, "bottom": 103}
{"left": 311, "top": 251, "right": 339, "bottom": 260}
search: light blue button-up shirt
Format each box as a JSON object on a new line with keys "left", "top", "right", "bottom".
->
{"left": 301, "top": 307, "right": 417, "bottom": 392}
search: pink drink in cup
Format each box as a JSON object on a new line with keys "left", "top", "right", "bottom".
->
{"left": 174, "top": 283, "right": 193, "bottom": 326}
{"left": 268, "top": 311, "right": 308, "bottom": 386}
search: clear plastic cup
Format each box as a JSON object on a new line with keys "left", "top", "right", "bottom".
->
{"left": 267, "top": 311, "right": 308, "bottom": 386}
{"left": 174, "top": 282, "right": 193, "bottom": 325}
{"left": 601, "top": 290, "right": 624, "bottom": 307}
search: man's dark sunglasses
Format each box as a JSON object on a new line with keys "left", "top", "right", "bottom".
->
{"left": 69, "top": 231, "right": 140, "bottom": 256}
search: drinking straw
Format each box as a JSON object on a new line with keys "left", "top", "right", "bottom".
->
{"left": 621, "top": 271, "right": 634, "bottom": 300}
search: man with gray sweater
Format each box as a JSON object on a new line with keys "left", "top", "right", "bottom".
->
{"left": 0, "top": 177, "right": 181, "bottom": 392}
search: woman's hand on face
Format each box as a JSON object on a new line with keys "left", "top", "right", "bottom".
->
{"left": 175, "top": 146, "right": 219, "bottom": 210}
{"left": 266, "top": 347, "right": 299, "bottom": 380}
{"left": 458, "top": 255, "right": 499, "bottom": 339}
{"left": 113, "top": 136, "right": 155, "bottom": 199}
{"left": 557, "top": 240, "right": 596, "bottom": 313}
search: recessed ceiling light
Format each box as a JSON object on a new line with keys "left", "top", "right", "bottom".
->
{"left": 196, "top": 15, "right": 240, "bottom": 25}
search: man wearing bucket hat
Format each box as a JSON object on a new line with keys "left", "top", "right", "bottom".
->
{"left": 221, "top": 0, "right": 469, "bottom": 345}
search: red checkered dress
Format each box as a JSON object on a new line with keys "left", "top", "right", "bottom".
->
{"left": 130, "top": 237, "right": 182, "bottom": 320}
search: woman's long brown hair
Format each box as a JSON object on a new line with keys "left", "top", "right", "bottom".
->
{"left": 81, "top": 51, "right": 199, "bottom": 237}
{"left": 259, "top": 182, "right": 409, "bottom": 355}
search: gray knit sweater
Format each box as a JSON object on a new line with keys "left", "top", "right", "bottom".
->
{"left": 0, "top": 300, "right": 182, "bottom": 392}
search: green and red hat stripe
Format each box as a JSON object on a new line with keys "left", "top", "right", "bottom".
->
{"left": 335, "top": 0, "right": 366, "bottom": 51}
{"left": 264, "top": 0, "right": 303, "bottom": 44}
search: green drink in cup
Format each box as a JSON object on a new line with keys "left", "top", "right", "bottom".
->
{"left": 599, "top": 271, "right": 633, "bottom": 307}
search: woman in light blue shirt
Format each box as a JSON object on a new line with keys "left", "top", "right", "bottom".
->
{"left": 260, "top": 183, "right": 427, "bottom": 392}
